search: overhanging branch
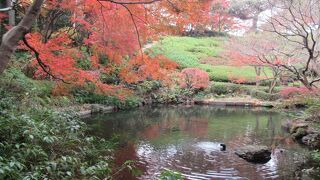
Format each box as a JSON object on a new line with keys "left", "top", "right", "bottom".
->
{"left": 0, "top": 7, "right": 12, "bottom": 12}
{"left": 22, "top": 35, "right": 69, "bottom": 84}
{"left": 99, "top": 0, "right": 161, "bottom": 4}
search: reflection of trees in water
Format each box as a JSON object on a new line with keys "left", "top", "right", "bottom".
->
{"left": 84, "top": 106, "right": 305, "bottom": 179}
{"left": 85, "top": 106, "right": 287, "bottom": 146}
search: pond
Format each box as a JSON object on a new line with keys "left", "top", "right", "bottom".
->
{"left": 85, "top": 106, "right": 307, "bottom": 180}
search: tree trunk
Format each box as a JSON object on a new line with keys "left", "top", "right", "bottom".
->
{"left": 300, "top": 75, "right": 312, "bottom": 90}
{"left": 254, "top": 66, "right": 261, "bottom": 87}
{"left": 269, "top": 79, "right": 277, "bottom": 94}
{"left": 250, "top": 15, "right": 258, "bottom": 32}
{"left": 6, "top": 0, "right": 15, "bottom": 26}
{"left": 0, "top": 0, "right": 44, "bottom": 74}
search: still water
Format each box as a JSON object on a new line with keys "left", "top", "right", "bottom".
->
{"left": 85, "top": 106, "right": 307, "bottom": 180}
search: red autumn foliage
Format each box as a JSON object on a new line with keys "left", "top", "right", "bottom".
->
{"left": 228, "top": 75, "right": 248, "bottom": 84}
{"left": 280, "top": 87, "right": 320, "bottom": 99}
{"left": 180, "top": 68, "right": 210, "bottom": 90}
{"left": 120, "top": 54, "right": 178, "bottom": 84}
{"left": 210, "top": 0, "right": 237, "bottom": 32}
{"left": 0, "top": 13, "right": 7, "bottom": 23}
{"left": 9, "top": 0, "right": 238, "bottom": 97}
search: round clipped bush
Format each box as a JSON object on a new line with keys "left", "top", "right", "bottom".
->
{"left": 180, "top": 68, "right": 210, "bottom": 90}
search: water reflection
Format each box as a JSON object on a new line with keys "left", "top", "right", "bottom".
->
{"left": 85, "top": 106, "right": 307, "bottom": 180}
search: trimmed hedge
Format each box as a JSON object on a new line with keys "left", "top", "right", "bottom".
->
{"left": 208, "top": 82, "right": 281, "bottom": 101}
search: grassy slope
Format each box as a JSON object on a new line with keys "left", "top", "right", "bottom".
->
{"left": 149, "top": 36, "right": 270, "bottom": 82}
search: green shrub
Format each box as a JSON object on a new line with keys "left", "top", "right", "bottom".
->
{"left": 159, "top": 169, "right": 183, "bottom": 180}
{"left": 100, "top": 72, "right": 121, "bottom": 85}
{"left": 73, "top": 90, "right": 141, "bottom": 109}
{"left": 208, "top": 82, "right": 281, "bottom": 101}
{"left": 250, "top": 89, "right": 280, "bottom": 101}
{"left": 209, "top": 82, "right": 240, "bottom": 95}
{"left": 76, "top": 58, "right": 92, "bottom": 70}
{"left": 0, "top": 103, "right": 115, "bottom": 179}
{"left": 98, "top": 53, "right": 109, "bottom": 65}
{"left": 210, "top": 83, "right": 228, "bottom": 95}
{"left": 0, "top": 68, "right": 54, "bottom": 98}
{"left": 151, "top": 87, "right": 194, "bottom": 104}
{"left": 312, "top": 150, "right": 320, "bottom": 162}
{"left": 0, "top": 67, "right": 135, "bottom": 179}
{"left": 136, "top": 80, "right": 162, "bottom": 95}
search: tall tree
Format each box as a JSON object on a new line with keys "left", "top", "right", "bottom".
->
{"left": 0, "top": 0, "right": 44, "bottom": 74}
{"left": 228, "top": 32, "right": 284, "bottom": 93}
{"left": 265, "top": 0, "right": 320, "bottom": 89}
{"left": 0, "top": 0, "right": 213, "bottom": 75}
{"left": 210, "top": 0, "right": 235, "bottom": 32}
{"left": 229, "top": 0, "right": 269, "bottom": 32}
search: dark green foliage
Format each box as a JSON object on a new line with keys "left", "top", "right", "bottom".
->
{"left": 291, "top": 128, "right": 308, "bottom": 140}
{"left": 312, "top": 150, "right": 320, "bottom": 162}
{"left": 98, "top": 53, "right": 109, "bottom": 65}
{"left": 134, "top": 80, "right": 190, "bottom": 104}
{"left": 159, "top": 169, "right": 183, "bottom": 180}
{"left": 151, "top": 87, "right": 193, "bottom": 104}
{"left": 0, "top": 68, "right": 54, "bottom": 98}
{"left": 76, "top": 58, "right": 92, "bottom": 70}
{"left": 0, "top": 109, "right": 114, "bottom": 179}
{"left": 100, "top": 72, "right": 121, "bottom": 85}
{"left": 135, "top": 80, "right": 194, "bottom": 104}
{"left": 310, "top": 150, "right": 320, "bottom": 179}
{"left": 208, "top": 82, "right": 281, "bottom": 101}
{"left": 136, "top": 80, "right": 162, "bottom": 95}
{"left": 73, "top": 90, "right": 140, "bottom": 109}
{"left": 209, "top": 82, "right": 240, "bottom": 95}
{"left": 0, "top": 68, "right": 118, "bottom": 179}
{"left": 250, "top": 90, "right": 280, "bottom": 101}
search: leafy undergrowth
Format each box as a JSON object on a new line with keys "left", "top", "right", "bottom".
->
{"left": 135, "top": 80, "right": 194, "bottom": 104}
{"left": 149, "top": 36, "right": 273, "bottom": 82}
{"left": 159, "top": 169, "right": 183, "bottom": 180}
{"left": 200, "top": 82, "right": 282, "bottom": 101}
{"left": 73, "top": 90, "right": 141, "bottom": 110}
{"left": 0, "top": 68, "right": 130, "bottom": 179}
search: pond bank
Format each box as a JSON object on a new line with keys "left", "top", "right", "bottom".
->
{"left": 194, "top": 97, "right": 275, "bottom": 107}
{"left": 281, "top": 116, "right": 320, "bottom": 179}
{"left": 73, "top": 97, "right": 276, "bottom": 118}
{"left": 283, "top": 118, "right": 320, "bottom": 149}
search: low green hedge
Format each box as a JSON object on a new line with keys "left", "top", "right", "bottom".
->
{"left": 73, "top": 90, "right": 141, "bottom": 109}
{"left": 208, "top": 82, "right": 281, "bottom": 101}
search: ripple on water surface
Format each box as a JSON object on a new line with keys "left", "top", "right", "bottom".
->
{"left": 85, "top": 106, "right": 307, "bottom": 180}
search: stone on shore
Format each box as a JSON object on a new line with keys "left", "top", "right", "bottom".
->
{"left": 301, "top": 133, "right": 320, "bottom": 149}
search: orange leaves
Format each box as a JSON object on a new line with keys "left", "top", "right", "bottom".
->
{"left": 21, "top": 33, "right": 77, "bottom": 80}
{"left": 280, "top": 87, "right": 319, "bottom": 99}
{"left": 120, "top": 54, "right": 178, "bottom": 84}
{"left": 17, "top": 0, "right": 220, "bottom": 98}
{"left": 210, "top": 0, "right": 235, "bottom": 31}
{"left": 228, "top": 75, "right": 248, "bottom": 84}
{"left": 180, "top": 68, "right": 210, "bottom": 89}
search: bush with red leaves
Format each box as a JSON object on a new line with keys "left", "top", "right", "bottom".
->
{"left": 180, "top": 68, "right": 210, "bottom": 90}
{"left": 280, "top": 87, "right": 319, "bottom": 99}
